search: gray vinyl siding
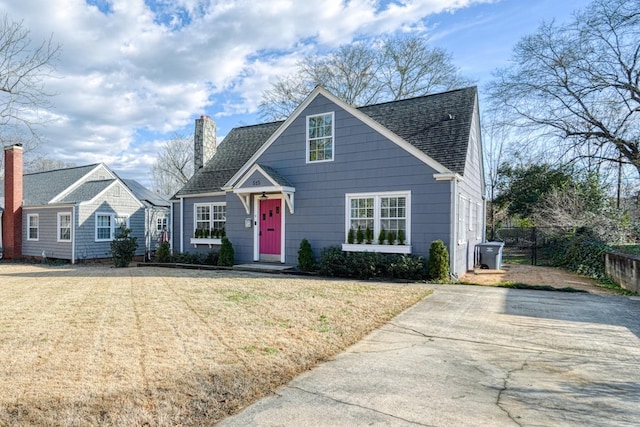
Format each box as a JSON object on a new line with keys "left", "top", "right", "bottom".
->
{"left": 454, "top": 98, "right": 485, "bottom": 275}
{"left": 22, "top": 207, "right": 74, "bottom": 260}
{"left": 75, "top": 183, "right": 144, "bottom": 260}
{"left": 230, "top": 94, "right": 453, "bottom": 264}
{"left": 180, "top": 195, "right": 226, "bottom": 255}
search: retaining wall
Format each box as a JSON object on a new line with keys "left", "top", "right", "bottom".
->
{"left": 605, "top": 252, "right": 640, "bottom": 294}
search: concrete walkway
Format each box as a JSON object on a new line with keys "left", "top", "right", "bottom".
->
{"left": 218, "top": 285, "right": 640, "bottom": 426}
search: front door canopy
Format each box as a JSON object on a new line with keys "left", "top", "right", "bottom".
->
{"left": 231, "top": 164, "right": 295, "bottom": 214}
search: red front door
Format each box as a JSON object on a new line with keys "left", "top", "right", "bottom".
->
{"left": 259, "top": 199, "right": 281, "bottom": 255}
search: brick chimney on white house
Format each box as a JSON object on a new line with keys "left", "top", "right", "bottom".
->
{"left": 3, "top": 144, "right": 23, "bottom": 259}
{"left": 194, "top": 115, "right": 216, "bottom": 171}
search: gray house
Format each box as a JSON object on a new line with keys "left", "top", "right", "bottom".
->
{"left": 1, "top": 144, "right": 169, "bottom": 263}
{"left": 171, "top": 86, "right": 485, "bottom": 277}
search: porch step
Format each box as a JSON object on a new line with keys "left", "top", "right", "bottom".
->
{"left": 234, "top": 263, "right": 294, "bottom": 272}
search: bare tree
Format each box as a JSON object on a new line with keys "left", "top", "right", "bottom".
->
{"left": 150, "top": 133, "right": 194, "bottom": 198}
{"left": 488, "top": 0, "right": 640, "bottom": 177}
{"left": 25, "top": 156, "right": 76, "bottom": 173}
{"left": 259, "top": 35, "right": 472, "bottom": 120}
{"left": 0, "top": 13, "right": 61, "bottom": 140}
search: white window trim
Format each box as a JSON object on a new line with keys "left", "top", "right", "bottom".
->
{"left": 306, "top": 112, "right": 335, "bottom": 164}
{"left": 458, "top": 194, "right": 467, "bottom": 244}
{"left": 27, "top": 214, "right": 39, "bottom": 241}
{"left": 95, "top": 212, "right": 129, "bottom": 242}
{"left": 475, "top": 202, "right": 482, "bottom": 240}
{"left": 193, "top": 202, "right": 226, "bottom": 234}
{"left": 58, "top": 212, "right": 72, "bottom": 242}
{"left": 342, "top": 191, "right": 411, "bottom": 254}
{"left": 157, "top": 216, "right": 167, "bottom": 231}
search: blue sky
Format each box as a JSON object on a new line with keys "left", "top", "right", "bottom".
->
{"left": 0, "top": 0, "right": 592, "bottom": 188}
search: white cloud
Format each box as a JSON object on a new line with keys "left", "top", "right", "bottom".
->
{"left": 0, "top": 0, "right": 499, "bottom": 186}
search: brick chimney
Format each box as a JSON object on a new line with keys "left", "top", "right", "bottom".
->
{"left": 194, "top": 115, "right": 216, "bottom": 171}
{"left": 3, "top": 144, "right": 23, "bottom": 259}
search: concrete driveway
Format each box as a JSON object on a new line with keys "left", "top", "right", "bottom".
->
{"left": 219, "top": 285, "right": 640, "bottom": 426}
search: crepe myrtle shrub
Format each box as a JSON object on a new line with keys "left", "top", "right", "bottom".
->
{"left": 297, "top": 238, "right": 315, "bottom": 272}
{"left": 110, "top": 224, "right": 138, "bottom": 268}
{"left": 427, "top": 239, "right": 449, "bottom": 281}
{"left": 218, "top": 237, "right": 235, "bottom": 266}
{"left": 156, "top": 241, "right": 171, "bottom": 263}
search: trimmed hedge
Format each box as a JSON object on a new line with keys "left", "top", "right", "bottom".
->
{"left": 318, "top": 246, "right": 426, "bottom": 281}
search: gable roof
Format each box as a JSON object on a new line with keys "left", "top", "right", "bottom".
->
{"left": 58, "top": 179, "right": 115, "bottom": 203}
{"left": 23, "top": 164, "right": 100, "bottom": 205}
{"left": 175, "top": 121, "right": 283, "bottom": 197}
{"left": 175, "top": 86, "right": 478, "bottom": 197}
{"left": 359, "top": 86, "right": 477, "bottom": 176}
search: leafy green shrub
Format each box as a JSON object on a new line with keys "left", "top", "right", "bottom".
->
{"left": 549, "top": 228, "right": 611, "bottom": 279}
{"left": 297, "top": 239, "right": 315, "bottom": 272}
{"left": 204, "top": 249, "right": 219, "bottom": 265}
{"left": 427, "top": 240, "right": 449, "bottom": 281}
{"left": 110, "top": 224, "right": 138, "bottom": 268}
{"left": 318, "top": 247, "right": 426, "bottom": 281}
{"left": 318, "top": 246, "right": 350, "bottom": 277}
{"left": 218, "top": 237, "right": 235, "bottom": 266}
{"left": 156, "top": 242, "right": 171, "bottom": 263}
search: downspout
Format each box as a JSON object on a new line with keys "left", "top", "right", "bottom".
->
{"left": 179, "top": 197, "right": 184, "bottom": 253}
{"left": 71, "top": 205, "right": 76, "bottom": 264}
{"left": 450, "top": 178, "right": 458, "bottom": 279}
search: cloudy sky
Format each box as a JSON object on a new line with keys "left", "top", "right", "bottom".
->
{"left": 1, "top": 0, "right": 591, "bottom": 187}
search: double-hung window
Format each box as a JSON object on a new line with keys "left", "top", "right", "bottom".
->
{"left": 27, "top": 214, "right": 39, "bottom": 241}
{"left": 307, "top": 112, "right": 334, "bottom": 163}
{"left": 345, "top": 191, "right": 410, "bottom": 245}
{"left": 194, "top": 203, "right": 226, "bottom": 236}
{"left": 95, "top": 213, "right": 128, "bottom": 241}
{"left": 58, "top": 213, "right": 71, "bottom": 242}
{"left": 157, "top": 216, "right": 167, "bottom": 231}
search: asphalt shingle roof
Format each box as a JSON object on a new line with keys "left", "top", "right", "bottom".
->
{"left": 175, "top": 87, "right": 477, "bottom": 197}
{"left": 22, "top": 164, "right": 99, "bottom": 205}
{"left": 175, "top": 121, "right": 283, "bottom": 197}
{"left": 59, "top": 179, "right": 115, "bottom": 203}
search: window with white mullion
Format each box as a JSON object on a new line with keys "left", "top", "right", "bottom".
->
{"left": 27, "top": 214, "right": 39, "bottom": 241}
{"left": 211, "top": 204, "right": 226, "bottom": 232}
{"left": 349, "top": 197, "right": 374, "bottom": 233}
{"left": 96, "top": 214, "right": 112, "bottom": 241}
{"left": 195, "top": 205, "right": 210, "bottom": 232}
{"left": 58, "top": 213, "right": 72, "bottom": 242}
{"left": 346, "top": 192, "right": 410, "bottom": 244}
{"left": 458, "top": 195, "right": 467, "bottom": 243}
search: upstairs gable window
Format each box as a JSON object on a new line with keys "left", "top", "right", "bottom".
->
{"left": 307, "top": 112, "right": 334, "bottom": 163}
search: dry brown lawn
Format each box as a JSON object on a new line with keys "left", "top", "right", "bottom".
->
{"left": 0, "top": 263, "right": 431, "bottom": 426}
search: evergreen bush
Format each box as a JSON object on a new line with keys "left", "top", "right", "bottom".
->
{"left": 356, "top": 226, "right": 365, "bottom": 244}
{"left": 297, "top": 238, "right": 315, "bottom": 272}
{"left": 427, "top": 239, "right": 449, "bottom": 281}
{"left": 218, "top": 237, "right": 235, "bottom": 266}
{"left": 378, "top": 228, "right": 386, "bottom": 244}
{"left": 110, "top": 224, "right": 138, "bottom": 268}
{"left": 347, "top": 228, "right": 355, "bottom": 244}
{"left": 156, "top": 242, "right": 171, "bottom": 263}
{"left": 365, "top": 226, "right": 373, "bottom": 244}
{"left": 387, "top": 230, "right": 395, "bottom": 245}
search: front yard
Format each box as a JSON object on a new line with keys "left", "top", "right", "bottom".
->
{"left": 0, "top": 263, "right": 430, "bottom": 426}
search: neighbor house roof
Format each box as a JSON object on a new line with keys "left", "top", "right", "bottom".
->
{"left": 58, "top": 179, "right": 115, "bottom": 203}
{"left": 22, "top": 164, "right": 100, "bottom": 205}
{"left": 123, "top": 179, "right": 170, "bottom": 207}
{"left": 175, "top": 86, "right": 477, "bottom": 197}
